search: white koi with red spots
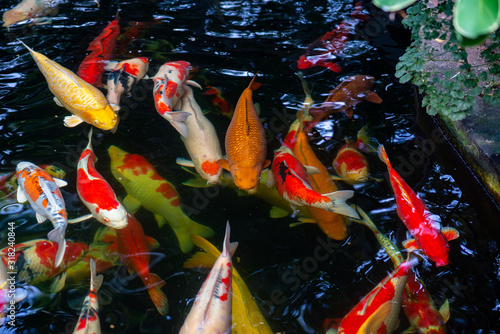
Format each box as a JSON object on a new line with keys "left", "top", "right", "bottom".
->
{"left": 176, "top": 85, "right": 223, "bottom": 184}
{"left": 73, "top": 258, "right": 103, "bottom": 334}
{"left": 152, "top": 60, "right": 201, "bottom": 138}
{"left": 76, "top": 129, "right": 128, "bottom": 229}
{"left": 15, "top": 162, "right": 69, "bottom": 268}
{"left": 180, "top": 222, "right": 233, "bottom": 334}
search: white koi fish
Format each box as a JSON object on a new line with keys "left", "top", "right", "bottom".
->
{"left": 2, "top": 0, "right": 59, "bottom": 27}
{"left": 73, "top": 258, "right": 103, "bottom": 334}
{"left": 176, "top": 85, "right": 223, "bottom": 184}
{"left": 180, "top": 222, "right": 234, "bottom": 334}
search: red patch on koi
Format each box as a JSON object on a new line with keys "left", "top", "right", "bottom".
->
{"left": 155, "top": 182, "right": 178, "bottom": 200}
{"left": 123, "top": 63, "right": 140, "bottom": 76}
{"left": 201, "top": 161, "right": 221, "bottom": 176}
{"left": 118, "top": 154, "right": 152, "bottom": 175}
{"left": 170, "top": 198, "right": 180, "bottom": 207}
{"left": 78, "top": 169, "right": 120, "bottom": 210}
{"left": 164, "top": 81, "right": 179, "bottom": 100}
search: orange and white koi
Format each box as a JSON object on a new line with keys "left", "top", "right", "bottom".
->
{"left": 105, "top": 57, "right": 149, "bottom": 110}
{"left": 107, "top": 145, "right": 214, "bottom": 253}
{"left": 337, "top": 256, "right": 418, "bottom": 334}
{"left": 267, "top": 145, "right": 360, "bottom": 219}
{"left": 15, "top": 161, "right": 69, "bottom": 267}
{"left": 217, "top": 75, "right": 271, "bottom": 193}
{"left": 180, "top": 222, "right": 233, "bottom": 334}
{"left": 73, "top": 259, "right": 102, "bottom": 334}
{"left": 152, "top": 61, "right": 201, "bottom": 138}
{"left": 378, "top": 145, "right": 459, "bottom": 266}
{"left": 175, "top": 85, "right": 223, "bottom": 184}
{"left": 19, "top": 41, "right": 118, "bottom": 131}
{"left": 76, "top": 129, "right": 128, "bottom": 229}
{"left": 2, "top": 0, "right": 59, "bottom": 27}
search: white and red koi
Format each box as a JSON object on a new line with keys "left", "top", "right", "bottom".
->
{"left": 73, "top": 258, "right": 103, "bottom": 334}
{"left": 15, "top": 161, "right": 69, "bottom": 267}
{"left": 152, "top": 61, "right": 201, "bottom": 138}
{"left": 176, "top": 85, "right": 223, "bottom": 184}
{"left": 267, "top": 145, "right": 360, "bottom": 219}
{"left": 378, "top": 145, "right": 460, "bottom": 266}
{"left": 180, "top": 222, "right": 234, "bottom": 334}
{"left": 2, "top": 0, "right": 59, "bottom": 27}
{"left": 76, "top": 129, "right": 128, "bottom": 229}
{"left": 106, "top": 57, "right": 149, "bottom": 110}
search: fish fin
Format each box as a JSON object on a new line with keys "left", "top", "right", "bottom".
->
{"left": 439, "top": 299, "right": 450, "bottom": 322}
{"left": 402, "top": 327, "right": 418, "bottom": 334}
{"left": 16, "top": 189, "right": 28, "bottom": 203}
{"left": 36, "top": 212, "right": 47, "bottom": 224}
{"left": 123, "top": 195, "right": 142, "bottom": 214}
{"left": 402, "top": 238, "right": 420, "bottom": 252}
{"left": 64, "top": 115, "right": 84, "bottom": 127}
{"left": 154, "top": 214, "right": 168, "bottom": 229}
{"left": 304, "top": 166, "right": 320, "bottom": 175}
{"left": 89, "top": 259, "right": 104, "bottom": 292}
{"left": 176, "top": 158, "right": 195, "bottom": 167}
{"left": 270, "top": 206, "right": 290, "bottom": 218}
{"left": 103, "top": 60, "right": 119, "bottom": 71}
{"left": 254, "top": 102, "right": 261, "bottom": 117}
{"left": 364, "top": 91, "right": 383, "bottom": 104}
{"left": 53, "top": 178, "right": 67, "bottom": 188}
{"left": 290, "top": 218, "right": 316, "bottom": 228}
{"left": 266, "top": 170, "right": 275, "bottom": 188}
{"left": 182, "top": 176, "right": 212, "bottom": 188}
{"left": 191, "top": 234, "right": 221, "bottom": 258}
{"left": 172, "top": 218, "right": 215, "bottom": 253}
{"left": 357, "top": 301, "right": 392, "bottom": 334}
{"left": 184, "top": 251, "right": 217, "bottom": 269}
{"left": 324, "top": 62, "right": 342, "bottom": 73}
{"left": 68, "top": 213, "right": 93, "bottom": 224}
{"left": 441, "top": 227, "right": 460, "bottom": 242}
{"left": 53, "top": 97, "right": 64, "bottom": 107}
{"left": 145, "top": 236, "right": 160, "bottom": 250}
{"left": 111, "top": 104, "right": 121, "bottom": 112}
{"left": 228, "top": 241, "right": 238, "bottom": 257}
{"left": 217, "top": 159, "right": 230, "bottom": 171}
{"left": 263, "top": 159, "right": 271, "bottom": 169}
{"left": 47, "top": 226, "right": 66, "bottom": 268}
{"left": 377, "top": 145, "right": 392, "bottom": 168}
{"left": 144, "top": 273, "right": 169, "bottom": 315}
{"left": 49, "top": 271, "right": 67, "bottom": 293}
{"left": 170, "top": 119, "right": 189, "bottom": 138}
{"left": 186, "top": 80, "right": 202, "bottom": 89}
{"left": 330, "top": 174, "right": 343, "bottom": 181}
{"left": 323, "top": 190, "right": 360, "bottom": 219}
{"left": 344, "top": 108, "right": 354, "bottom": 118}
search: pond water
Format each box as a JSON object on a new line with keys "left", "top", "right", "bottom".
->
{"left": 1, "top": 0, "right": 499, "bottom": 333}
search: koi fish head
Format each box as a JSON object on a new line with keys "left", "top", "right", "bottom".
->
{"left": 333, "top": 147, "right": 369, "bottom": 184}
{"left": 231, "top": 165, "right": 261, "bottom": 192}
{"left": 2, "top": 10, "right": 28, "bottom": 27}
{"left": 108, "top": 145, "right": 156, "bottom": 180}
{"left": 81, "top": 104, "right": 118, "bottom": 131}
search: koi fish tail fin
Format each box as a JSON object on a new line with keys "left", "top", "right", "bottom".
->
{"left": 356, "top": 125, "right": 379, "bottom": 153}
{"left": 174, "top": 219, "right": 215, "bottom": 253}
{"left": 89, "top": 258, "right": 104, "bottom": 293}
{"left": 48, "top": 225, "right": 66, "bottom": 268}
{"left": 324, "top": 190, "right": 360, "bottom": 219}
{"left": 377, "top": 144, "right": 392, "bottom": 168}
{"left": 144, "top": 273, "right": 169, "bottom": 315}
{"left": 324, "top": 62, "right": 342, "bottom": 73}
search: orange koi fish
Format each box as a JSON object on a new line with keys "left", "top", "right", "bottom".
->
{"left": 203, "top": 85, "right": 234, "bottom": 118}
{"left": 77, "top": 17, "right": 121, "bottom": 87}
{"left": 378, "top": 145, "right": 460, "bottom": 266}
{"left": 180, "top": 222, "right": 233, "bottom": 334}
{"left": 16, "top": 161, "right": 68, "bottom": 267}
{"left": 0, "top": 239, "right": 88, "bottom": 292}
{"left": 19, "top": 41, "right": 118, "bottom": 131}
{"left": 217, "top": 75, "right": 271, "bottom": 193}
{"left": 76, "top": 129, "right": 128, "bottom": 229}
{"left": 337, "top": 256, "right": 418, "bottom": 334}
{"left": 267, "top": 144, "right": 360, "bottom": 219}
{"left": 107, "top": 145, "right": 214, "bottom": 253}
{"left": 73, "top": 259, "right": 103, "bottom": 334}
{"left": 2, "top": 0, "right": 59, "bottom": 27}
{"left": 105, "top": 57, "right": 149, "bottom": 110}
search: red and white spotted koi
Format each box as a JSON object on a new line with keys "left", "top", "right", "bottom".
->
{"left": 76, "top": 128, "right": 128, "bottom": 229}
{"left": 180, "top": 222, "right": 234, "bottom": 334}
{"left": 152, "top": 61, "right": 201, "bottom": 138}
{"left": 73, "top": 258, "right": 102, "bottom": 334}
{"left": 15, "top": 161, "right": 69, "bottom": 268}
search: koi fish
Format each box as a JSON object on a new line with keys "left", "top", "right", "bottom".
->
{"left": 337, "top": 256, "right": 418, "bottom": 334}
{"left": 176, "top": 85, "right": 223, "bottom": 184}
{"left": 184, "top": 232, "right": 273, "bottom": 333}
{"left": 73, "top": 259, "right": 103, "bottom": 334}
{"left": 333, "top": 141, "right": 370, "bottom": 185}
{"left": 108, "top": 214, "right": 169, "bottom": 315}
{"left": 77, "top": 17, "right": 121, "bottom": 87}
{"left": 267, "top": 145, "right": 360, "bottom": 219}
{"left": 152, "top": 61, "right": 201, "bottom": 138}
{"left": 217, "top": 75, "right": 271, "bottom": 193}
{"left": 105, "top": 57, "right": 149, "bottom": 110}
{"left": 16, "top": 161, "right": 69, "bottom": 267}
{"left": 107, "top": 145, "right": 214, "bottom": 253}
{"left": 378, "top": 145, "right": 460, "bottom": 266}
{"left": 203, "top": 85, "right": 233, "bottom": 118}
{"left": 19, "top": 41, "right": 118, "bottom": 131}
{"left": 2, "top": 0, "right": 59, "bottom": 27}
{"left": 76, "top": 128, "right": 128, "bottom": 229}
{"left": 0, "top": 260, "right": 27, "bottom": 326}
{"left": 180, "top": 222, "right": 233, "bottom": 334}
{"left": 0, "top": 239, "right": 88, "bottom": 292}
{"left": 308, "top": 75, "right": 382, "bottom": 128}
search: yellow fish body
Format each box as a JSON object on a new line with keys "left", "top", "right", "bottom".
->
{"left": 184, "top": 234, "right": 274, "bottom": 334}
{"left": 107, "top": 145, "right": 214, "bottom": 253}
{"left": 19, "top": 41, "right": 118, "bottom": 131}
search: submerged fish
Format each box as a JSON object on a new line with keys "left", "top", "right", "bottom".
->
{"left": 2, "top": 0, "right": 59, "bottom": 27}
{"left": 19, "top": 41, "right": 118, "bottom": 131}
{"left": 73, "top": 259, "right": 103, "bottom": 334}
{"left": 217, "top": 75, "right": 270, "bottom": 193}
{"left": 106, "top": 57, "right": 149, "bottom": 110}
{"left": 180, "top": 222, "right": 233, "bottom": 334}
{"left": 203, "top": 85, "right": 233, "bottom": 118}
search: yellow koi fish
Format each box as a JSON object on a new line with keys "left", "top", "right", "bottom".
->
{"left": 19, "top": 41, "right": 118, "bottom": 131}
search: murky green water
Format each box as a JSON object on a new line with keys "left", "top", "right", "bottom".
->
{"left": 0, "top": 0, "right": 499, "bottom": 333}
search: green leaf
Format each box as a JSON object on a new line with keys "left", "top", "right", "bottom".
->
{"left": 455, "top": 31, "right": 490, "bottom": 47}
{"left": 453, "top": 0, "right": 500, "bottom": 39}
{"left": 372, "top": 0, "right": 418, "bottom": 12}
{"left": 400, "top": 73, "right": 413, "bottom": 83}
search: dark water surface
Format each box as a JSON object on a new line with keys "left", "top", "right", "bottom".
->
{"left": 1, "top": 0, "right": 499, "bottom": 333}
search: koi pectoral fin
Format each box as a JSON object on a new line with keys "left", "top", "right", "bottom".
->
{"left": 442, "top": 227, "right": 460, "bottom": 242}
{"left": 64, "top": 115, "right": 84, "bottom": 128}
{"left": 16, "top": 189, "right": 28, "bottom": 203}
